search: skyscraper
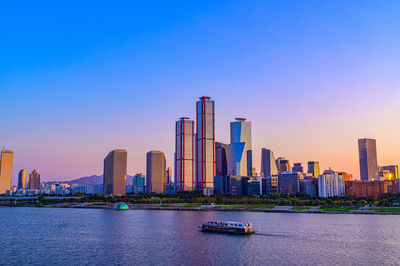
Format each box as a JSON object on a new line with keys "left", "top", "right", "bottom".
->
{"left": 275, "top": 157, "right": 287, "bottom": 174}
{"left": 146, "top": 151, "right": 167, "bottom": 193}
{"left": 307, "top": 161, "right": 320, "bottom": 178}
{"left": 175, "top": 117, "right": 195, "bottom": 192}
{"left": 18, "top": 169, "right": 27, "bottom": 189}
{"left": 261, "top": 148, "right": 278, "bottom": 177}
{"left": 0, "top": 150, "right": 13, "bottom": 194}
{"left": 358, "top": 138, "right": 378, "bottom": 181}
{"left": 292, "top": 163, "right": 303, "bottom": 173}
{"left": 132, "top": 173, "right": 146, "bottom": 193}
{"left": 28, "top": 169, "right": 40, "bottom": 190}
{"left": 227, "top": 118, "right": 252, "bottom": 176}
{"left": 195, "top": 96, "right": 215, "bottom": 191}
{"left": 166, "top": 167, "right": 172, "bottom": 183}
{"left": 103, "top": 149, "right": 127, "bottom": 196}
{"left": 215, "top": 142, "right": 228, "bottom": 176}
{"left": 278, "top": 159, "right": 291, "bottom": 173}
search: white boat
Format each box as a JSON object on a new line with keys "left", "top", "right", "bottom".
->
{"left": 200, "top": 221, "right": 254, "bottom": 234}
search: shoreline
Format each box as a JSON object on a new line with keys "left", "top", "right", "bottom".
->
{"left": 3, "top": 203, "right": 400, "bottom": 215}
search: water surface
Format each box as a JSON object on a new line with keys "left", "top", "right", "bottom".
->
{"left": 1, "top": 207, "right": 400, "bottom": 265}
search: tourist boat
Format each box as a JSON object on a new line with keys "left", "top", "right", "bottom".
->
{"left": 200, "top": 221, "right": 254, "bottom": 234}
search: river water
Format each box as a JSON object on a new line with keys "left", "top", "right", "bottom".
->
{"left": 1, "top": 207, "right": 400, "bottom": 265}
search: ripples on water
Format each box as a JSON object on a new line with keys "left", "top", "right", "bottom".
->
{"left": 1, "top": 207, "right": 400, "bottom": 265}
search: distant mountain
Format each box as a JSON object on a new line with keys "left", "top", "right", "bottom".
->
{"left": 69, "top": 175, "right": 103, "bottom": 184}
{"left": 45, "top": 174, "right": 134, "bottom": 185}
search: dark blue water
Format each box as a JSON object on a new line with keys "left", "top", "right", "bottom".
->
{"left": 1, "top": 207, "right": 400, "bottom": 265}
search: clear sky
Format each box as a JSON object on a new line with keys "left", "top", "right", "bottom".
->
{"left": 1, "top": 0, "right": 399, "bottom": 183}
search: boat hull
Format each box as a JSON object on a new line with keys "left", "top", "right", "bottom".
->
{"left": 201, "top": 226, "right": 254, "bottom": 235}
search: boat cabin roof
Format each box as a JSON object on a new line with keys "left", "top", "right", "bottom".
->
{"left": 205, "top": 221, "right": 252, "bottom": 226}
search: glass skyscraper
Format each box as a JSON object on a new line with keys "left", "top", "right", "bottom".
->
{"left": 227, "top": 118, "right": 252, "bottom": 176}
{"left": 175, "top": 117, "right": 195, "bottom": 192}
{"left": 358, "top": 138, "right": 378, "bottom": 181}
{"left": 18, "top": 169, "right": 27, "bottom": 190}
{"left": 195, "top": 96, "right": 215, "bottom": 191}
{"left": 261, "top": 148, "right": 278, "bottom": 177}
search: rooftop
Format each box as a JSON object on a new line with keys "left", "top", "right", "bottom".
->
{"left": 199, "top": 96, "right": 211, "bottom": 100}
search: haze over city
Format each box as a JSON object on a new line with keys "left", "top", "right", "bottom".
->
{"left": 1, "top": 1, "right": 399, "bottom": 183}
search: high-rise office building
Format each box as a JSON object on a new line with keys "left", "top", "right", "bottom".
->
{"left": 132, "top": 173, "right": 146, "bottom": 193}
{"left": 261, "top": 148, "right": 278, "bottom": 177}
{"left": 195, "top": 96, "right": 215, "bottom": 191}
{"left": 0, "top": 150, "right": 13, "bottom": 194}
{"left": 166, "top": 167, "right": 172, "bottom": 183}
{"left": 292, "top": 163, "right": 303, "bottom": 173}
{"left": 175, "top": 117, "right": 195, "bottom": 192}
{"left": 146, "top": 151, "right": 167, "bottom": 193}
{"left": 275, "top": 157, "right": 290, "bottom": 174}
{"left": 379, "top": 165, "right": 398, "bottom": 180}
{"left": 275, "top": 157, "right": 282, "bottom": 174}
{"left": 103, "top": 149, "right": 127, "bottom": 196}
{"left": 278, "top": 159, "right": 291, "bottom": 173}
{"left": 227, "top": 118, "right": 252, "bottom": 176}
{"left": 307, "top": 161, "right": 320, "bottom": 178}
{"left": 358, "top": 138, "right": 378, "bottom": 181}
{"left": 28, "top": 169, "right": 41, "bottom": 190}
{"left": 215, "top": 142, "right": 228, "bottom": 176}
{"left": 18, "top": 169, "right": 27, "bottom": 189}
{"left": 377, "top": 169, "right": 393, "bottom": 181}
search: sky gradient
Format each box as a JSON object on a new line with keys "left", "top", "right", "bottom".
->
{"left": 1, "top": 0, "right": 399, "bottom": 183}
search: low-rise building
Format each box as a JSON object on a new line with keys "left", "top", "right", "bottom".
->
{"left": 300, "top": 178, "right": 318, "bottom": 197}
{"left": 213, "top": 176, "right": 250, "bottom": 195}
{"left": 70, "top": 184, "right": 103, "bottom": 195}
{"left": 260, "top": 176, "right": 278, "bottom": 195}
{"left": 247, "top": 179, "right": 260, "bottom": 196}
{"left": 166, "top": 182, "right": 175, "bottom": 194}
{"left": 214, "top": 176, "right": 231, "bottom": 194}
{"left": 346, "top": 180, "right": 396, "bottom": 198}
{"left": 203, "top": 187, "right": 214, "bottom": 196}
{"left": 278, "top": 172, "right": 302, "bottom": 194}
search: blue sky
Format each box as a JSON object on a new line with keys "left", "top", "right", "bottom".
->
{"left": 1, "top": 1, "right": 399, "bottom": 182}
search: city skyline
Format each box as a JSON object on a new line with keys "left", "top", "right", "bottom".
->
{"left": 1, "top": 1, "right": 399, "bottom": 183}
{"left": 2, "top": 94, "right": 400, "bottom": 184}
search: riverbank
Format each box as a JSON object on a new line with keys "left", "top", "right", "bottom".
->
{"left": 8, "top": 202, "right": 400, "bottom": 215}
